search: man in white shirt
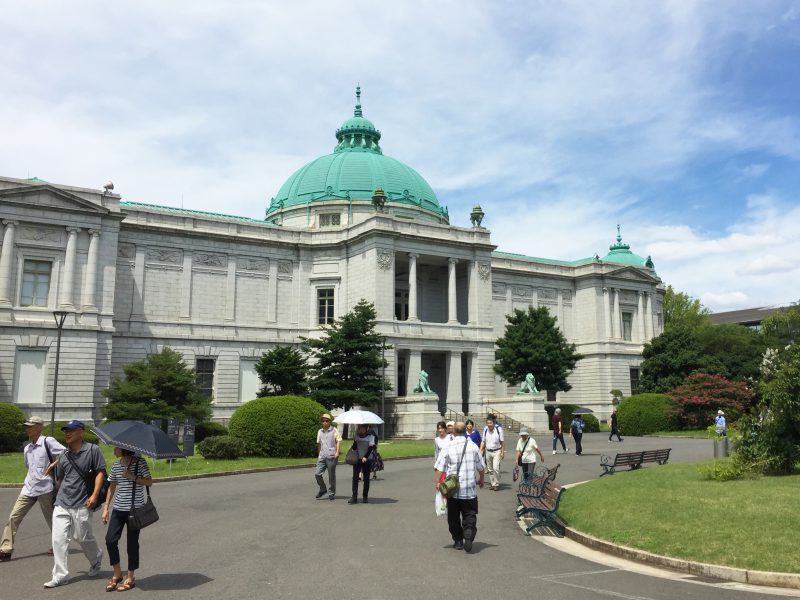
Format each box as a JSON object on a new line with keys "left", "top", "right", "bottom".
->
{"left": 479, "top": 416, "right": 505, "bottom": 490}
{"left": 0, "top": 416, "right": 65, "bottom": 562}
{"left": 314, "top": 414, "right": 341, "bottom": 501}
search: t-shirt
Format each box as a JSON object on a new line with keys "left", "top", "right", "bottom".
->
{"left": 516, "top": 436, "right": 539, "bottom": 463}
{"left": 316, "top": 427, "right": 342, "bottom": 459}
{"left": 109, "top": 458, "right": 152, "bottom": 511}
{"left": 434, "top": 435, "right": 450, "bottom": 462}
{"left": 482, "top": 427, "right": 503, "bottom": 450}
{"left": 552, "top": 414, "right": 563, "bottom": 434}
{"left": 354, "top": 433, "right": 375, "bottom": 460}
{"left": 55, "top": 442, "right": 106, "bottom": 509}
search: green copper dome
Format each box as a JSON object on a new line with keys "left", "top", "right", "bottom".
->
{"left": 601, "top": 225, "right": 651, "bottom": 267}
{"left": 267, "top": 87, "right": 445, "bottom": 220}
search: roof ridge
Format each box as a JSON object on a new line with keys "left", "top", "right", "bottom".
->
{"left": 120, "top": 201, "right": 267, "bottom": 224}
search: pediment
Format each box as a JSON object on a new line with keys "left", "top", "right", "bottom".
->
{"left": 0, "top": 184, "right": 111, "bottom": 216}
{"left": 606, "top": 265, "right": 660, "bottom": 283}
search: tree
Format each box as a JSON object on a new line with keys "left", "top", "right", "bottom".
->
{"left": 102, "top": 347, "right": 211, "bottom": 422}
{"left": 697, "top": 324, "right": 766, "bottom": 382}
{"left": 302, "top": 300, "right": 391, "bottom": 410}
{"left": 663, "top": 285, "right": 711, "bottom": 332}
{"left": 669, "top": 373, "right": 755, "bottom": 429}
{"left": 494, "top": 305, "right": 583, "bottom": 392}
{"left": 254, "top": 346, "right": 308, "bottom": 396}
{"left": 761, "top": 303, "right": 800, "bottom": 348}
{"left": 639, "top": 327, "right": 710, "bottom": 393}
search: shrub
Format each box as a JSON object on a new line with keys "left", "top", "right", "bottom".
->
{"left": 195, "top": 421, "right": 229, "bottom": 442}
{"left": 669, "top": 373, "right": 755, "bottom": 429}
{"left": 228, "top": 395, "right": 327, "bottom": 457}
{"left": 197, "top": 435, "right": 248, "bottom": 459}
{"left": 0, "top": 403, "right": 27, "bottom": 452}
{"left": 617, "top": 393, "right": 678, "bottom": 436}
{"left": 50, "top": 421, "right": 100, "bottom": 446}
{"left": 698, "top": 458, "right": 748, "bottom": 481}
{"left": 581, "top": 414, "right": 600, "bottom": 433}
{"left": 544, "top": 404, "right": 578, "bottom": 430}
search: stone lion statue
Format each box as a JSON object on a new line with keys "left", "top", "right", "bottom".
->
{"left": 518, "top": 372, "right": 538, "bottom": 394}
{"left": 413, "top": 369, "right": 433, "bottom": 394}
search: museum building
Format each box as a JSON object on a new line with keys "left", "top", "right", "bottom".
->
{"left": 0, "top": 89, "right": 664, "bottom": 434}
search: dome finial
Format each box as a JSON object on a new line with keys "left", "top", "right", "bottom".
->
{"left": 354, "top": 84, "right": 362, "bottom": 117}
{"left": 616, "top": 224, "right": 622, "bottom": 244}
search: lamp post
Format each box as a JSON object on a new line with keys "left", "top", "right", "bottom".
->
{"left": 50, "top": 310, "right": 69, "bottom": 436}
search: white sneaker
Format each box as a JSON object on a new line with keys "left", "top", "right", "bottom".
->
{"left": 552, "top": 450, "right": 557, "bottom": 455}
{"left": 43, "top": 579, "right": 68, "bottom": 588}
{"left": 88, "top": 558, "right": 102, "bottom": 577}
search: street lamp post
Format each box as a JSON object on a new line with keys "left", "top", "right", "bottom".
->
{"left": 50, "top": 310, "right": 69, "bottom": 436}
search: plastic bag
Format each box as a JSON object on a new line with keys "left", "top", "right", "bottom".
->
{"left": 435, "top": 492, "right": 447, "bottom": 516}
{"left": 512, "top": 465, "right": 520, "bottom": 482}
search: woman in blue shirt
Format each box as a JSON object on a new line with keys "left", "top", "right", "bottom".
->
{"left": 465, "top": 420, "right": 481, "bottom": 446}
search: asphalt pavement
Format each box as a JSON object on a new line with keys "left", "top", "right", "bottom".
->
{"left": 1, "top": 433, "right": 796, "bottom": 599}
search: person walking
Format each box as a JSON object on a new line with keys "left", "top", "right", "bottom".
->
{"left": 101, "top": 448, "right": 153, "bottom": 592}
{"left": 551, "top": 408, "right": 568, "bottom": 454}
{"left": 570, "top": 414, "right": 585, "bottom": 456}
{"left": 434, "top": 421, "right": 449, "bottom": 462}
{"left": 434, "top": 422, "right": 485, "bottom": 553}
{"left": 45, "top": 420, "right": 105, "bottom": 588}
{"left": 0, "top": 416, "right": 65, "bottom": 562}
{"left": 314, "top": 414, "right": 341, "bottom": 501}
{"left": 465, "top": 420, "right": 481, "bottom": 446}
{"left": 348, "top": 425, "right": 376, "bottom": 504}
{"left": 479, "top": 417, "right": 504, "bottom": 490}
{"left": 715, "top": 410, "right": 727, "bottom": 436}
{"left": 514, "top": 429, "right": 544, "bottom": 482}
{"left": 608, "top": 408, "right": 623, "bottom": 442}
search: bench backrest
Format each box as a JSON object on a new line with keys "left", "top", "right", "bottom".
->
{"left": 641, "top": 448, "right": 671, "bottom": 462}
{"left": 614, "top": 451, "right": 644, "bottom": 465}
{"left": 540, "top": 479, "right": 562, "bottom": 504}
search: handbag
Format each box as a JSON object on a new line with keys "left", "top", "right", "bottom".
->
{"left": 512, "top": 465, "right": 520, "bottom": 482}
{"left": 438, "top": 439, "right": 469, "bottom": 498}
{"left": 345, "top": 442, "right": 359, "bottom": 466}
{"left": 128, "top": 459, "right": 159, "bottom": 530}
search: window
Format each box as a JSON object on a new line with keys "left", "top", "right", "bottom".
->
{"left": 239, "top": 359, "right": 260, "bottom": 403}
{"left": 630, "top": 367, "right": 640, "bottom": 395}
{"left": 20, "top": 260, "right": 52, "bottom": 307}
{"left": 319, "top": 213, "right": 341, "bottom": 228}
{"left": 195, "top": 358, "right": 215, "bottom": 399}
{"left": 317, "top": 288, "right": 335, "bottom": 325}
{"left": 621, "top": 311, "right": 633, "bottom": 341}
{"left": 13, "top": 349, "right": 48, "bottom": 404}
{"left": 394, "top": 289, "right": 409, "bottom": 321}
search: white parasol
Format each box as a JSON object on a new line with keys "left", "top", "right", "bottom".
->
{"left": 332, "top": 409, "right": 384, "bottom": 425}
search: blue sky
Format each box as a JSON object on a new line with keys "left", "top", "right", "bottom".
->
{"left": 2, "top": 1, "right": 799, "bottom": 311}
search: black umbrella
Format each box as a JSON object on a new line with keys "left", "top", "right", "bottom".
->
{"left": 92, "top": 420, "right": 185, "bottom": 459}
{"left": 573, "top": 407, "right": 594, "bottom": 415}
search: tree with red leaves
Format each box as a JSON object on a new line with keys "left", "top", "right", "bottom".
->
{"left": 669, "top": 373, "right": 755, "bottom": 430}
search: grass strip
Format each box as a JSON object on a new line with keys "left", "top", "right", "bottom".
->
{"left": 557, "top": 461, "right": 800, "bottom": 573}
{"left": 0, "top": 440, "right": 433, "bottom": 484}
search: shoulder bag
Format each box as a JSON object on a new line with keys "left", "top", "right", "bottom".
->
{"left": 438, "top": 439, "right": 468, "bottom": 498}
{"left": 128, "top": 458, "right": 159, "bottom": 530}
{"left": 345, "top": 441, "right": 359, "bottom": 466}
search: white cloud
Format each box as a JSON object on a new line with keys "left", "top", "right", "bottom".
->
{"left": 701, "top": 291, "right": 750, "bottom": 308}
{"left": 737, "top": 255, "right": 796, "bottom": 276}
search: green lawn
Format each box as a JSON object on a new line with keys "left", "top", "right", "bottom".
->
{"left": 0, "top": 440, "right": 433, "bottom": 484}
{"left": 558, "top": 461, "right": 800, "bottom": 573}
{"left": 649, "top": 430, "right": 708, "bottom": 438}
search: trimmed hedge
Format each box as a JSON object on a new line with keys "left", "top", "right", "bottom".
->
{"left": 581, "top": 414, "right": 600, "bottom": 433}
{"left": 197, "top": 435, "right": 248, "bottom": 459}
{"left": 0, "top": 403, "right": 27, "bottom": 452}
{"left": 195, "top": 421, "right": 229, "bottom": 442}
{"left": 617, "top": 393, "right": 678, "bottom": 436}
{"left": 228, "top": 395, "right": 327, "bottom": 457}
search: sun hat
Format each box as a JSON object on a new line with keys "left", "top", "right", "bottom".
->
{"left": 60, "top": 420, "right": 85, "bottom": 431}
{"left": 23, "top": 415, "right": 45, "bottom": 426}
{"left": 717, "top": 410, "right": 725, "bottom": 415}
{"left": 519, "top": 428, "right": 529, "bottom": 436}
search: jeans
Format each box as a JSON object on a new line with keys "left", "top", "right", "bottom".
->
{"left": 105, "top": 509, "right": 140, "bottom": 571}
{"left": 1, "top": 492, "right": 54, "bottom": 553}
{"left": 351, "top": 461, "right": 371, "bottom": 498}
{"left": 315, "top": 457, "right": 337, "bottom": 497}
{"left": 609, "top": 426, "right": 622, "bottom": 441}
{"left": 447, "top": 496, "right": 478, "bottom": 543}
{"left": 573, "top": 432, "right": 583, "bottom": 455}
{"left": 521, "top": 461, "right": 534, "bottom": 481}
{"left": 552, "top": 432, "right": 567, "bottom": 451}
{"left": 51, "top": 506, "right": 102, "bottom": 583}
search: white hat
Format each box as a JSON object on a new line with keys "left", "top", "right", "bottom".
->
{"left": 519, "top": 428, "right": 529, "bottom": 436}
{"left": 717, "top": 410, "right": 725, "bottom": 415}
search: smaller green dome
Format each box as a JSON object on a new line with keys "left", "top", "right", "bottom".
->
{"left": 601, "top": 225, "right": 648, "bottom": 266}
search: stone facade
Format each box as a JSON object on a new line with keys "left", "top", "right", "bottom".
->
{"left": 0, "top": 175, "right": 663, "bottom": 432}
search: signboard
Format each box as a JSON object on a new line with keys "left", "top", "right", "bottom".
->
{"left": 183, "top": 418, "right": 195, "bottom": 457}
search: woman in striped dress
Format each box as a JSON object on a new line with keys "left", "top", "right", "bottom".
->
{"left": 101, "top": 447, "right": 152, "bottom": 592}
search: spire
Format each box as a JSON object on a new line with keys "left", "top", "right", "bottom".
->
{"left": 354, "top": 85, "right": 362, "bottom": 117}
{"left": 610, "top": 224, "right": 630, "bottom": 251}
{"left": 616, "top": 224, "right": 622, "bottom": 244}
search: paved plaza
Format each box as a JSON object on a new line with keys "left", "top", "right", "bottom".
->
{"left": 2, "top": 434, "right": 795, "bottom": 599}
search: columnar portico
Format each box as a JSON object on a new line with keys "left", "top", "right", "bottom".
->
{"left": 60, "top": 226, "right": 80, "bottom": 309}
{"left": 407, "top": 253, "right": 419, "bottom": 321}
{"left": 637, "top": 291, "right": 646, "bottom": 342}
{"left": 82, "top": 229, "right": 101, "bottom": 312}
{"left": 613, "top": 288, "right": 622, "bottom": 339}
{"left": 603, "top": 286, "right": 611, "bottom": 338}
{"left": 447, "top": 258, "right": 458, "bottom": 324}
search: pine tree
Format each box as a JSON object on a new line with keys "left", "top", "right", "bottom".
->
{"left": 102, "top": 347, "right": 211, "bottom": 422}
{"left": 254, "top": 345, "right": 308, "bottom": 396}
{"left": 494, "top": 305, "right": 582, "bottom": 393}
{"left": 302, "top": 300, "right": 391, "bottom": 410}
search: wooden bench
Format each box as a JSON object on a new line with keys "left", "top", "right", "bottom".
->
{"left": 516, "top": 478, "right": 565, "bottom": 536}
{"left": 599, "top": 448, "right": 671, "bottom": 476}
{"left": 516, "top": 463, "right": 560, "bottom": 513}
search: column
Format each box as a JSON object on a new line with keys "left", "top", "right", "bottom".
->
{"left": 407, "top": 253, "right": 418, "bottom": 321}
{"left": 447, "top": 351, "right": 463, "bottom": 410}
{"left": 407, "top": 350, "right": 422, "bottom": 395}
{"left": 602, "top": 287, "right": 611, "bottom": 339}
{"left": 613, "top": 288, "right": 622, "bottom": 339}
{"left": 81, "top": 229, "right": 101, "bottom": 311}
{"left": 0, "top": 220, "right": 18, "bottom": 306}
{"left": 447, "top": 257, "right": 458, "bottom": 324}
{"left": 59, "top": 227, "right": 80, "bottom": 309}
{"left": 637, "top": 291, "right": 646, "bottom": 343}
{"left": 645, "top": 292, "right": 654, "bottom": 340}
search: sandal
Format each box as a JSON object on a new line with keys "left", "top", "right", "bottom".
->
{"left": 106, "top": 576, "right": 121, "bottom": 592}
{"left": 117, "top": 579, "right": 136, "bottom": 592}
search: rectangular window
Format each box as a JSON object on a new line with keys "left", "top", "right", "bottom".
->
{"left": 317, "top": 288, "right": 335, "bottom": 325}
{"left": 239, "top": 359, "right": 260, "bottom": 403}
{"left": 195, "top": 358, "right": 215, "bottom": 399}
{"left": 621, "top": 311, "right": 633, "bottom": 341}
{"left": 319, "top": 213, "right": 341, "bottom": 227}
{"left": 630, "top": 367, "right": 640, "bottom": 395}
{"left": 13, "top": 349, "right": 48, "bottom": 404}
{"left": 394, "top": 289, "right": 409, "bottom": 321}
{"left": 20, "top": 260, "right": 52, "bottom": 307}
